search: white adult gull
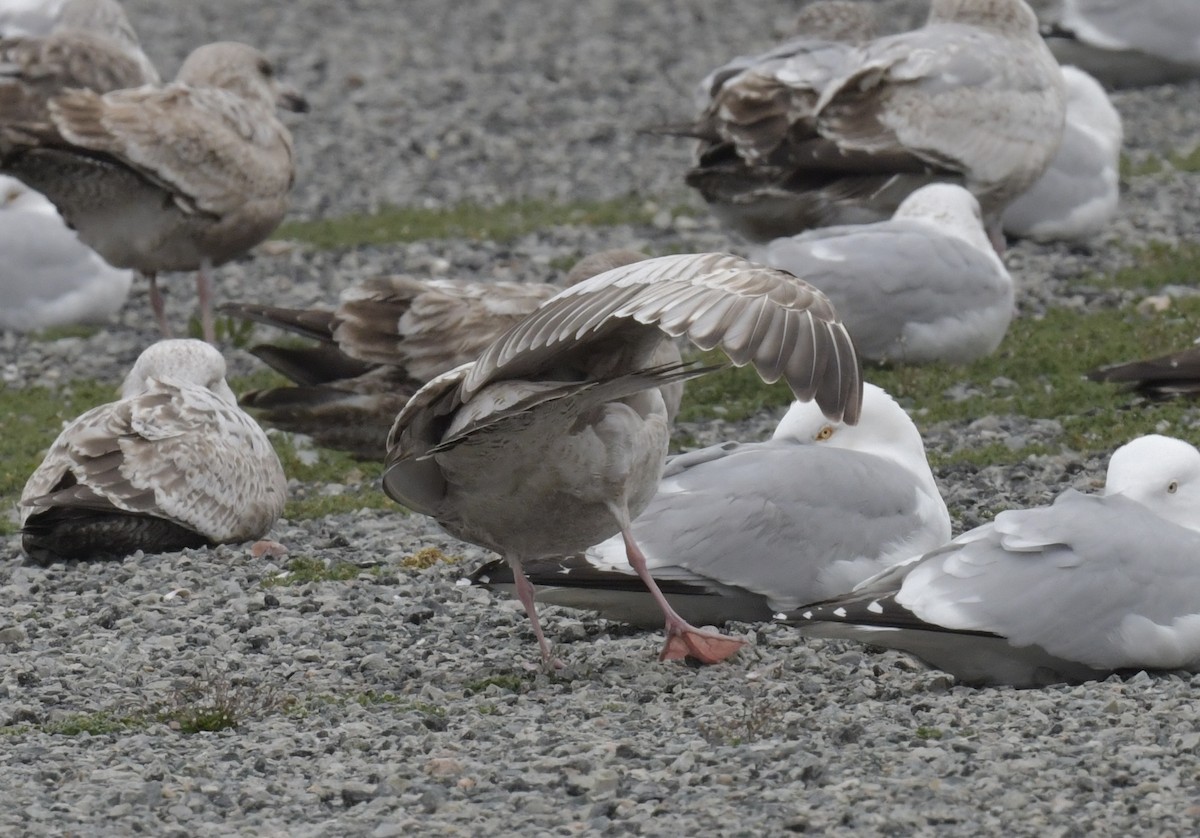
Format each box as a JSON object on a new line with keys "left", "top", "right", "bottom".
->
{"left": 786, "top": 435, "right": 1200, "bottom": 687}
{"left": 0, "top": 41, "right": 306, "bottom": 344}
{"left": 469, "top": 383, "right": 949, "bottom": 628}
{"left": 0, "top": 173, "right": 131, "bottom": 331}
{"left": 383, "top": 252, "right": 862, "bottom": 666}
{"left": 753, "top": 183, "right": 1013, "bottom": 364}
{"left": 682, "top": 0, "right": 1067, "bottom": 249}
{"left": 19, "top": 339, "right": 288, "bottom": 564}
{"left": 1002, "top": 66, "right": 1122, "bottom": 243}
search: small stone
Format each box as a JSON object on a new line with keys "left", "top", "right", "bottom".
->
{"left": 0, "top": 627, "right": 26, "bottom": 645}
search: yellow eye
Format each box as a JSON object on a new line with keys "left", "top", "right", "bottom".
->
{"left": 1168, "top": 481, "right": 1180, "bottom": 494}
{"left": 816, "top": 426, "right": 834, "bottom": 441}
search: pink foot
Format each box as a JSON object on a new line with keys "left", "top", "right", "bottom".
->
{"left": 659, "top": 626, "right": 746, "bottom": 664}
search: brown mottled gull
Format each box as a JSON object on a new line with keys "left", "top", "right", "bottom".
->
{"left": 1087, "top": 344, "right": 1200, "bottom": 400}
{"left": 220, "top": 250, "right": 652, "bottom": 458}
{"left": 19, "top": 339, "right": 287, "bottom": 564}
{"left": 683, "top": 0, "right": 1066, "bottom": 248}
{"left": 384, "top": 252, "right": 861, "bottom": 666}
{"left": 0, "top": 41, "right": 307, "bottom": 343}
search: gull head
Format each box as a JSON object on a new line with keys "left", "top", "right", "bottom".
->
{"left": 773, "top": 382, "right": 924, "bottom": 462}
{"left": 927, "top": 0, "right": 1040, "bottom": 39}
{"left": 1104, "top": 434, "right": 1200, "bottom": 532}
{"left": 120, "top": 339, "right": 237, "bottom": 404}
{"left": 177, "top": 42, "right": 309, "bottom": 113}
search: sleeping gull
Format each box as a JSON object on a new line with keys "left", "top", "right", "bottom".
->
{"left": 785, "top": 434, "right": 1200, "bottom": 687}
{"left": 0, "top": 173, "right": 131, "bottom": 331}
{"left": 1043, "top": 0, "right": 1200, "bottom": 88}
{"left": 469, "top": 382, "right": 949, "bottom": 627}
{"left": 752, "top": 184, "right": 1014, "bottom": 364}
{"left": 1086, "top": 343, "right": 1200, "bottom": 400}
{"left": 1002, "top": 66, "right": 1122, "bottom": 243}
{"left": 0, "top": 41, "right": 307, "bottom": 344}
{"left": 0, "top": 0, "right": 158, "bottom": 126}
{"left": 220, "top": 250, "right": 656, "bottom": 458}
{"left": 682, "top": 0, "right": 1066, "bottom": 249}
{"left": 19, "top": 339, "right": 287, "bottom": 564}
{"left": 383, "top": 252, "right": 862, "bottom": 666}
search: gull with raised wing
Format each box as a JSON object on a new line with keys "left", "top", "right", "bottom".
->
{"left": 683, "top": 0, "right": 1066, "bottom": 249}
{"left": 753, "top": 183, "right": 1013, "bottom": 364}
{"left": 786, "top": 435, "right": 1200, "bottom": 687}
{"left": 469, "top": 383, "right": 948, "bottom": 628}
{"left": 0, "top": 41, "right": 307, "bottom": 344}
{"left": 384, "top": 252, "right": 861, "bottom": 666}
{"left": 221, "top": 250, "right": 652, "bottom": 458}
{"left": 19, "top": 339, "right": 287, "bottom": 564}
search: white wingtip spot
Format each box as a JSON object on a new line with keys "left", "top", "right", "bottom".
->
{"left": 833, "top": 607, "right": 847, "bottom": 618}
{"left": 867, "top": 600, "right": 884, "bottom": 614}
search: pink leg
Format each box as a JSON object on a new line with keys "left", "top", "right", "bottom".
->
{"left": 506, "top": 555, "right": 561, "bottom": 669}
{"left": 619, "top": 527, "right": 745, "bottom": 664}
{"left": 147, "top": 272, "right": 172, "bottom": 337}
{"left": 196, "top": 264, "right": 216, "bottom": 345}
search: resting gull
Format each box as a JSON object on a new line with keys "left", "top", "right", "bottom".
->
{"left": 1086, "top": 343, "right": 1200, "bottom": 400}
{"left": 1042, "top": 0, "right": 1200, "bottom": 88}
{"left": 786, "top": 435, "right": 1200, "bottom": 687}
{"left": 469, "top": 382, "right": 948, "bottom": 627}
{"left": 19, "top": 339, "right": 287, "bottom": 564}
{"left": 1002, "top": 66, "right": 1122, "bottom": 243}
{"left": 221, "top": 250, "right": 657, "bottom": 458}
{"left": 752, "top": 183, "right": 1013, "bottom": 364}
{"left": 0, "top": 41, "right": 307, "bottom": 344}
{"left": 0, "top": 173, "right": 131, "bottom": 331}
{"left": 383, "top": 252, "right": 861, "bottom": 666}
{"left": 682, "top": 0, "right": 1066, "bottom": 249}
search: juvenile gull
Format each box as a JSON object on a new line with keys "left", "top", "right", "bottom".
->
{"left": 752, "top": 184, "right": 1014, "bottom": 364}
{"left": 20, "top": 339, "right": 288, "bottom": 564}
{"left": 1002, "top": 67, "right": 1122, "bottom": 243}
{"left": 0, "top": 0, "right": 158, "bottom": 126}
{"left": 0, "top": 173, "right": 131, "bottom": 331}
{"left": 383, "top": 252, "right": 862, "bottom": 666}
{"left": 683, "top": 0, "right": 1066, "bottom": 248}
{"left": 469, "top": 383, "right": 949, "bottom": 628}
{"left": 1086, "top": 343, "right": 1200, "bottom": 400}
{"left": 1043, "top": 0, "right": 1200, "bottom": 88}
{"left": 0, "top": 41, "right": 306, "bottom": 343}
{"left": 786, "top": 435, "right": 1200, "bottom": 687}
{"left": 221, "top": 250, "right": 652, "bottom": 458}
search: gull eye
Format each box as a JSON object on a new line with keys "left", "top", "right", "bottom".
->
{"left": 1168, "top": 481, "right": 1180, "bottom": 494}
{"left": 815, "top": 425, "right": 834, "bottom": 441}
{"left": 258, "top": 58, "right": 275, "bottom": 78}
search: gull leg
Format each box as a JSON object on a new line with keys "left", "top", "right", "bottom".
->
{"left": 612, "top": 508, "right": 745, "bottom": 664}
{"left": 506, "top": 555, "right": 561, "bottom": 669}
{"left": 196, "top": 263, "right": 216, "bottom": 345}
{"left": 147, "top": 272, "right": 172, "bottom": 337}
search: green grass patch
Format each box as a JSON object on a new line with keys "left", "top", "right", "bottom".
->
{"left": 1096, "top": 241, "right": 1200, "bottom": 291}
{"left": 1121, "top": 146, "right": 1200, "bottom": 177}
{"left": 263, "top": 556, "right": 364, "bottom": 587}
{"left": 464, "top": 674, "right": 527, "bottom": 695}
{"left": 915, "top": 726, "right": 944, "bottom": 741}
{"left": 276, "top": 196, "right": 686, "bottom": 250}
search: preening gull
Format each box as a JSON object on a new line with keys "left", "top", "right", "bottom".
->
{"left": 0, "top": 41, "right": 307, "bottom": 344}
{"left": 0, "top": 0, "right": 158, "bottom": 126}
{"left": 1043, "top": 0, "right": 1200, "bottom": 88}
{"left": 20, "top": 339, "right": 287, "bottom": 564}
{"left": 469, "top": 382, "right": 949, "bottom": 628}
{"left": 221, "top": 250, "right": 655, "bottom": 458}
{"left": 0, "top": 174, "right": 131, "bottom": 331}
{"left": 681, "top": 0, "right": 1066, "bottom": 248}
{"left": 1086, "top": 343, "right": 1200, "bottom": 400}
{"left": 1002, "top": 67, "right": 1122, "bottom": 243}
{"left": 752, "top": 184, "right": 1014, "bottom": 364}
{"left": 384, "top": 252, "right": 862, "bottom": 666}
{"left": 785, "top": 435, "right": 1200, "bottom": 687}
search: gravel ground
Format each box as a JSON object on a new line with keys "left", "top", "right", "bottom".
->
{"left": 3, "top": 0, "right": 1200, "bottom": 834}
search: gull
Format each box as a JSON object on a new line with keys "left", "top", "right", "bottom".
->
{"left": 383, "top": 252, "right": 862, "bottom": 666}
{"left": 1086, "top": 343, "right": 1200, "bottom": 400}
{"left": 0, "top": 0, "right": 159, "bottom": 127}
{"left": 682, "top": 0, "right": 1066, "bottom": 249}
{"left": 20, "top": 339, "right": 288, "bottom": 564}
{"left": 468, "top": 382, "right": 949, "bottom": 628}
{"left": 0, "top": 173, "right": 131, "bottom": 331}
{"left": 1002, "top": 67, "right": 1122, "bottom": 243}
{"left": 0, "top": 41, "right": 307, "bottom": 344}
{"left": 752, "top": 183, "right": 1014, "bottom": 364}
{"left": 0, "top": 0, "right": 64, "bottom": 36}
{"left": 1043, "top": 0, "right": 1200, "bottom": 88}
{"left": 221, "top": 250, "right": 656, "bottom": 458}
{"left": 785, "top": 435, "right": 1200, "bottom": 687}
